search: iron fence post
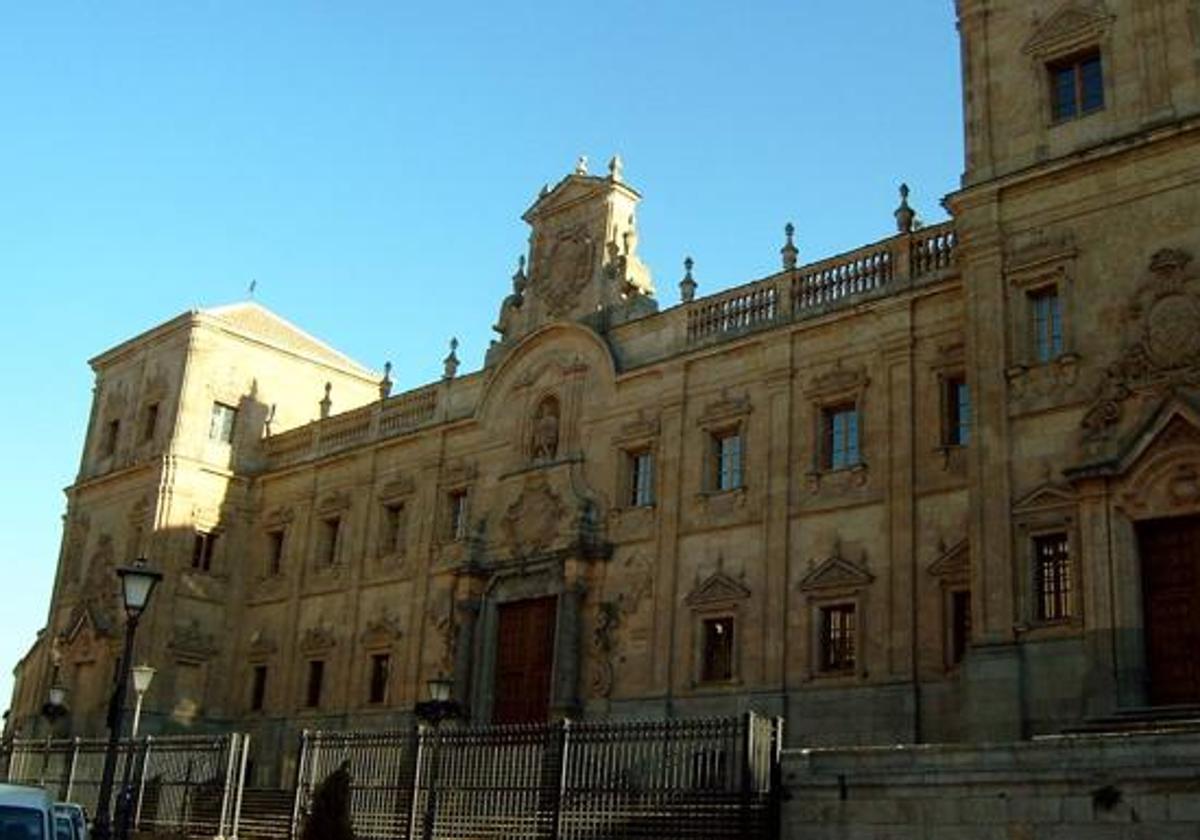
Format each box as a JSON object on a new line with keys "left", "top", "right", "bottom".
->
{"left": 134, "top": 736, "right": 152, "bottom": 829}
{"left": 289, "top": 730, "right": 310, "bottom": 840}
{"left": 740, "top": 711, "right": 753, "bottom": 837}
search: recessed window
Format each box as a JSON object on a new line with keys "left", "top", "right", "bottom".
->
{"left": 700, "top": 617, "right": 735, "bottom": 683}
{"left": 822, "top": 405, "right": 860, "bottom": 470}
{"left": 318, "top": 517, "right": 341, "bottom": 566}
{"left": 949, "top": 590, "right": 972, "bottom": 666}
{"left": 102, "top": 419, "right": 120, "bottom": 457}
{"left": 368, "top": 653, "right": 390, "bottom": 704}
{"left": 818, "top": 604, "right": 857, "bottom": 673}
{"left": 266, "top": 529, "right": 285, "bottom": 577}
{"left": 1034, "top": 532, "right": 1072, "bottom": 621}
{"left": 712, "top": 430, "right": 743, "bottom": 491}
{"left": 449, "top": 491, "right": 469, "bottom": 541}
{"left": 382, "top": 502, "right": 406, "bottom": 554}
{"left": 250, "top": 665, "right": 268, "bottom": 712}
{"left": 629, "top": 450, "right": 655, "bottom": 507}
{"left": 305, "top": 660, "right": 325, "bottom": 708}
{"left": 1029, "top": 287, "right": 1064, "bottom": 363}
{"left": 1050, "top": 50, "right": 1103, "bottom": 122}
{"left": 192, "top": 531, "right": 218, "bottom": 573}
{"left": 141, "top": 403, "right": 160, "bottom": 443}
{"left": 209, "top": 402, "right": 238, "bottom": 444}
{"left": 944, "top": 377, "right": 971, "bottom": 447}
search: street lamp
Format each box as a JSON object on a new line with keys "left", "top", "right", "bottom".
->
{"left": 39, "top": 681, "right": 69, "bottom": 792}
{"left": 92, "top": 558, "right": 162, "bottom": 840}
{"left": 415, "top": 677, "right": 461, "bottom": 840}
{"left": 130, "top": 665, "right": 155, "bottom": 740}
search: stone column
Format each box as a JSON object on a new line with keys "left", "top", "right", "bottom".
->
{"left": 551, "top": 578, "right": 586, "bottom": 718}
{"left": 453, "top": 598, "right": 480, "bottom": 713}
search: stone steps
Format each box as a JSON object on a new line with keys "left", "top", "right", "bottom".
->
{"left": 1060, "top": 704, "right": 1200, "bottom": 735}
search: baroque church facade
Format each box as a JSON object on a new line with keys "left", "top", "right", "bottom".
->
{"left": 10, "top": 0, "right": 1200, "bottom": 784}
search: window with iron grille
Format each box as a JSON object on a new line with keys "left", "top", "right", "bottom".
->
{"left": 819, "top": 603, "right": 857, "bottom": 673}
{"left": 192, "top": 531, "right": 218, "bottom": 573}
{"left": 1029, "top": 287, "right": 1064, "bottom": 363}
{"left": 1034, "top": 532, "right": 1072, "bottom": 621}
{"left": 209, "top": 402, "right": 238, "bottom": 444}
{"left": 368, "top": 653, "right": 390, "bottom": 704}
{"left": 1050, "top": 50, "right": 1103, "bottom": 122}
{"left": 712, "top": 430, "right": 743, "bottom": 491}
{"left": 822, "top": 405, "right": 860, "bottom": 470}
{"left": 629, "top": 450, "right": 655, "bottom": 507}
{"left": 701, "top": 616, "right": 735, "bottom": 682}
{"left": 305, "top": 660, "right": 324, "bottom": 708}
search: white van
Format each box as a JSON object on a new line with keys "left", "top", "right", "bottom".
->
{"left": 0, "top": 783, "right": 55, "bottom": 840}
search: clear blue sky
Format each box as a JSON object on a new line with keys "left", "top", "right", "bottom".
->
{"left": 0, "top": 3, "right": 962, "bottom": 711}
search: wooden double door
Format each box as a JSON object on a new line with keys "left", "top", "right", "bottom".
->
{"left": 1137, "top": 515, "right": 1200, "bottom": 706}
{"left": 493, "top": 596, "right": 558, "bottom": 724}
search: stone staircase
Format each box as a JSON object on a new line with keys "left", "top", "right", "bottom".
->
{"left": 1060, "top": 704, "right": 1200, "bottom": 736}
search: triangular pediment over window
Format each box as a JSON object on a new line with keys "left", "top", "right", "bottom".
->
{"left": 685, "top": 570, "right": 751, "bottom": 607}
{"left": 1023, "top": 2, "right": 1113, "bottom": 57}
{"left": 927, "top": 539, "right": 969, "bottom": 579}
{"left": 798, "top": 555, "right": 874, "bottom": 592}
{"left": 1012, "top": 482, "right": 1079, "bottom": 515}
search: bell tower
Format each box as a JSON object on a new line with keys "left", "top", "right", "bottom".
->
{"left": 488, "top": 156, "right": 656, "bottom": 362}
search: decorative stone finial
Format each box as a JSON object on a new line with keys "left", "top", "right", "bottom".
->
{"left": 608, "top": 155, "right": 623, "bottom": 183}
{"left": 379, "top": 361, "right": 393, "bottom": 400}
{"left": 680, "top": 256, "right": 697, "bottom": 303}
{"left": 319, "top": 382, "right": 332, "bottom": 419}
{"left": 512, "top": 255, "right": 527, "bottom": 294}
{"left": 443, "top": 337, "right": 460, "bottom": 381}
{"left": 575, "top": 155, "right": 589, "bottom": 175}
{"left": 539, "top": 183, "right": 550, "bottom": 198}
{"left": 781, "top": 222, "right": 798, "bottom": 270}
{"left": 894, "top": 183, "right": 916, "bottom": 234}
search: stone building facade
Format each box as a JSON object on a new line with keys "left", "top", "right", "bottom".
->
{"left": 9, "top": 0, "right": 1200, "bottom": 785}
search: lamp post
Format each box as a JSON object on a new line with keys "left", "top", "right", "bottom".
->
{"left": 39, "top": 681, "right": 69, "bottom": 792}
{"left": 129, "top": 665, "right": 156, "bottom": 740}
{"left": 92, "top": 558, "right": 162, "bottom": 840}
{"left": 414, "top": 677, "right": 461, "bottom": 840}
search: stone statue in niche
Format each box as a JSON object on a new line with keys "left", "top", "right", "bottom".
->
{"left": 532, "top": 396, "right": 560, "bottom": 461}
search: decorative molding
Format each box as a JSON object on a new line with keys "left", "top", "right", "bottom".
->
{"left": 613, "top": 410, "right": 660, "bottom": 446}
{"left": 378, "top": 474, "right": 415, "bottom": 502}
{"left": 361, "top": 611, "right": 404, "bottom": 649}
{"left": 697, "top": 389, "right": 752, "bottom": 427}
{"left": 299, "top": 621, "right": 337, "bottom": 655}
{"left": 264, "top": 505, "right": 295, "bottom": 528}
{"left": 805, "top": 364, "right": 869, "bottom": 399}
{"left": 927, "top": 539, "right": 969, "bottom": 581}
{"left": 685, "top": 569, "right": 751, "bottom": 608}
{"left": 169, "top": 619, "right": 219, "bottom": 663}
{"left": 440, "top": 460, "right": 477, "bottom": 489}
{"left": 246, "top": 629, "right": 277, "bottom": 660}
{"left": 316, "top": 490, "right": 352, "bottom": 515}
{"left": 1012, "top": 482, "right": 1079, "bottom": 517}
{"left": 798, "top": 550, "right": 874, "bottom": 592}
{"left": 1023, "top": 1, "right": 1114, "bottom": 58}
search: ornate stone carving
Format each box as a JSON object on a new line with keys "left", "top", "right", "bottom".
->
{"left": 361, "top": 610, "right": 404, "bottom": 649}
{"left": 531, "top": 396, "right": 561, "bottom": 461}
{"left": 1082, "top": 250, "right": 1200, "bottom": 441}
{"left": 264, "top": 505, "right": 295, "bottom": 527}
{"left": 805, "top": 364, "right": 869, "bottom": 399}
{"left": 590, "top": 554, "right": 654, "bottom": 698}
{"left": 426, "top": 588, "right": 458, "bottom": 675}
{"left": 502, "top": 475, "right": 565, "bottom": 555}
{"left": 1023, "top": 2, "right": 1114, "bottom": 57}
{"left": 169, "top": 619, "right": 219, "bottom": 662}
{"left": 536, "top": 225, "right": 596, "bottom": 316}
{"left": 797, "top": 545, "right": 874, "bottom": 592}
{"left": 300, "top": 621, "right": 337, "bottom": 655}
{"left": 927, "top": 538, "right": 969, "bottom": 583}
{"left": 246, "top": 629, "right": 277, "bottom": 660}
{"left": 316, "top": 490, "right": 352, "bottom": 515}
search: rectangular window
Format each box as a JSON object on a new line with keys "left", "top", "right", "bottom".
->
{"left": 368, "top": 653, "right": 390, "bottom": 704}
{"left": 191, "top": 531, "right": 218, "bottom": 572}
{"left": 449, "top": 491, "right": 468, "bottom": 541}
{"left": 141, "top": 403, "right": 159, "bottom": 443}
{"left": 712, "top": 431, "right": 743, "bottom": 491}
{"left": 102, "top": 419, "right": 120, "bottom": 457}
{"left": 305, "top": 660, "right": 325, "bottom": 708}
{"left": 1050, "top": 50, "right": 1103, "bottom": 121}
{"left": 945, "top": 377, "right": 971, "bottom": 446}
{"left": 382, "top": 503, "right": 406, "bottom": 554}
{"left": 819, "top": 604, "right": 857, "bottom": 673}
{"left": 629, "top": 450, "right": 655, "bottom": 507}
{"left": 209, "top": 402, "right": 238, "bottom": 444}
{"left": 1034, "top": 532, "right": 1072, "bottom": 621}
{"left": 950, "top": 590, "right": 972, "bottom": 666}
{"left": 1030, "top": 288, "right": 1064, "bottom": 363}
{"left": 250, "top": 665, "right": 268, "bottom": 711}
{"left": 700, "top": 617, "right": 734, "bottom": 682}
{"left": 266, "top": 529, "right": 285, "bottom": 577}
{"left": 319, "top": 517, "right": 341, "bottom": 566}
{"left": 823, "top": 405, "right": 860, "bottom": 470}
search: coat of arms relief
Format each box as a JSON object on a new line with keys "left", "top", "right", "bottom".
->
{"left": 534, "top": 225, "right": 596, "bottom": 317}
